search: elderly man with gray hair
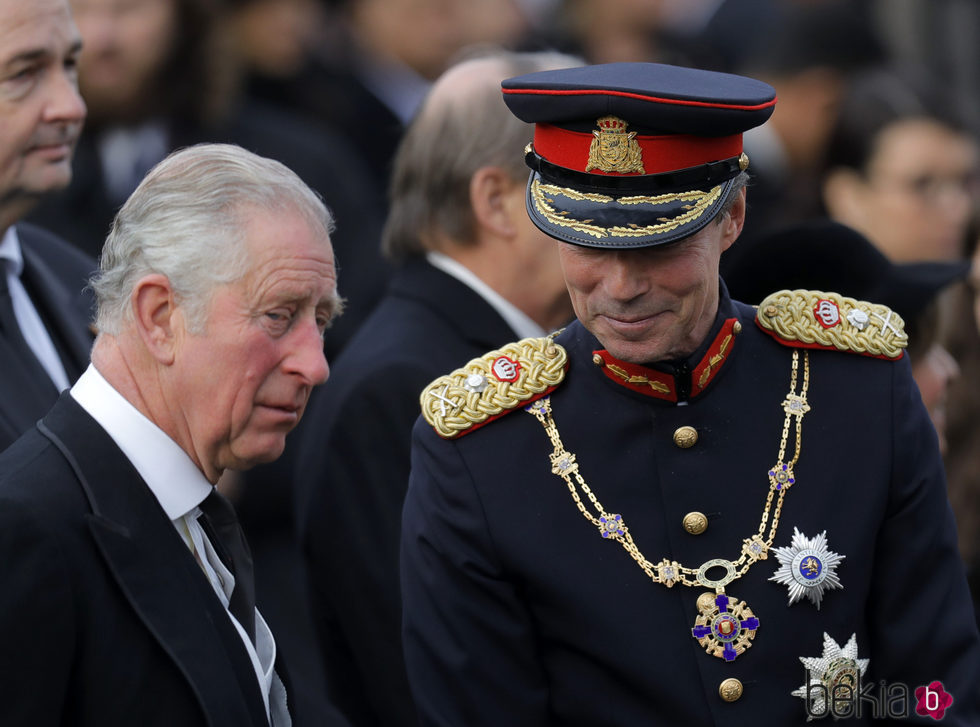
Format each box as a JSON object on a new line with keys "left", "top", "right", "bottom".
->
{"left": 0, "top": 143, "right": 343, "bottom": 726}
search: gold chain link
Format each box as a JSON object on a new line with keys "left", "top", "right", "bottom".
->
{"left": 527, "top": 350, "right": 810, "bottom": 591}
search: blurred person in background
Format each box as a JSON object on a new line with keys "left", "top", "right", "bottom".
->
{"left": 723, "top": 219, "right": 970, "bottom": 456}
{"left": 821, "top": 67, "right": 979, "bottom": 264}
{"left": 871, "top": 0, "right": 980, "bottom": 138}
{"left": 700, "top": 0, "right": 887, "bottom": 275}
{"left": 295, "top": 49, "right": 578, "bottom": 727}
{"left": 819, "top": 64, "right": 980, "bottom": 628}
{"left": 541, "top": 0, "right": 671, "bottom": 64}
{"left": 972, "top": 242, "right": 980, "bottom": 628}
{"left": 0, "top": 0, "right": 96, "bottom": 453}
{"left": 238, "top": 0, "right": 536, "bottom": 218}
{"left": 940, "top": 231, "right": 980, "bottom": 628}
{"left": 30, "top": 0, "right": 388, "bottom": 360}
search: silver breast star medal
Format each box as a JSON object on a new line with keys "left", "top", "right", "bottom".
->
{"left": 770, "top": 528, "right": 845, "bottom": 609}
{"left": 792, "top": 633, "right": 869, "bottom": 721}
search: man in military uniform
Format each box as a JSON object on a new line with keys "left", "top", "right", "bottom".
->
{"left": 399, "top": 63, "right": 980, "bottom": 725}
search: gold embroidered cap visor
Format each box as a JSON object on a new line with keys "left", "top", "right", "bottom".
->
{"left": 523, "top": 171, "right": 738, "bottom": 249}
{"left": 502, "top": 62, "right": 777, "bottom": 248}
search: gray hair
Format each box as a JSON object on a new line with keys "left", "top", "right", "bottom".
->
{"left": 382, "top": 49, "right": 582, "bottom": 263}
{"left": 718, "top": 171, "right": 750, "bottom": 220}
{"left": 92, "top": 143, "right": 335, "bottom": 335}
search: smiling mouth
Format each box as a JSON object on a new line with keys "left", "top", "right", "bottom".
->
{"left": 597, "top": 312, "right": 669, "bottom": 339}
{"left": 601, "top": 312, "right": 663, "bottom": 325}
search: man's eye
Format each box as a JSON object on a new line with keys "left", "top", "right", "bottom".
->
{"left": 2, "top": 65, "right": 38, "bottom": 90}
{"left": 265, "top": 310, "right": 293, "bottom": 326}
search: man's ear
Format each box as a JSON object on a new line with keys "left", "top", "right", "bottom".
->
{"left": 719, "top": 187, "right": 747, "bottom": 253}
{"left": 131, "top": 274, "right": 180, "bottom": 365}
{"left": 470, "top": 166, "right": 519, "bottom": 238}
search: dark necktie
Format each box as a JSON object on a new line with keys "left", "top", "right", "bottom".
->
{"left": 197, "top": 488, "right": 257, "bottom": 644}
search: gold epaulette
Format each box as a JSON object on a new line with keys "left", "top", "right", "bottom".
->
{"left": 756, "top": 289, "right": 907, "bottom": 360}
{"left": 420, "top": 335, "right": 568, "bottom": 439}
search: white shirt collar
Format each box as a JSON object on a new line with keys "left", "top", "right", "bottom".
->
{"left": 426, "top": 251, "right": 545, "bottom": 340}
{"left": 70, "top": 364, "right": 212, "bottom": 520}
{"left": 0, "top": 227, "right": 24, "bottom": 277}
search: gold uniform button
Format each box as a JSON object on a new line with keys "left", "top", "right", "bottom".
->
{"left": 719, "top": 678, "right": 743, "bottom": 702}
{"left": 592, "top": 353, "right": 605, "bottom": 366}
{"left": 732, "top": 320, "right": 743, "bottom": 334}
{"left": 682, "top": 511, "right": 708, "bottom": 535}
{"left": 673, "top": 425, "right": 698, "bottom": 448}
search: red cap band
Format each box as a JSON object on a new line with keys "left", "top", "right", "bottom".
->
{"left": 533, "top": 124, "right": 743, "bottom": 176}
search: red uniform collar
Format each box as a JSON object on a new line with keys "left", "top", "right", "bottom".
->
{"left": 592, "top": 318, "right": 742, "bottom": 402}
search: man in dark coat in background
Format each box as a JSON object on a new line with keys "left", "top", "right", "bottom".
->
{"left": 295, "top": 49, "right": 578, "bottom": 726}
{"left": 0, "top": 0, "right": 95, "bottom": 452}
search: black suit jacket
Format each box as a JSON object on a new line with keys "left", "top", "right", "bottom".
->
{"left": 0, "top": 394, "right": 274, "bottom": 726}
{"left": 0, "top": 223, "right": 95, "bottom": 451}
{"left": 294, "top": 259, "right": 522, "bottom": 726}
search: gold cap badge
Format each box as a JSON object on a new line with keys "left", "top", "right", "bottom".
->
{"left": 586, "top": 116, "right": 645, "bottom": 174}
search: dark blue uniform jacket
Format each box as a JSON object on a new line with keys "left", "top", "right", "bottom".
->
{"left": 401, "top": 285, "right": 980, "bottom": 726}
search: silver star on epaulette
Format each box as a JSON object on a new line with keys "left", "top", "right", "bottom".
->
{"left": 770, "top": 527, "right": 844, "bottom": 609}
{"left": 792, "top": 633, "right": 869, "bottom": 721}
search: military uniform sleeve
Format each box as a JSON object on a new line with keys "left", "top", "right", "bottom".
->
{"left": 400, "top": 417, "right": 552, "bottom": 727}
{"left": 0, "top": 497, "right": 75, "bottom": 726}
{"left": 868, "top": 355, "right": 980, "bottom": 722}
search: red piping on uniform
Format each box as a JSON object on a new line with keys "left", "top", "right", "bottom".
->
{"left": 503, "top": 87, "right": 778, "bottom": 112}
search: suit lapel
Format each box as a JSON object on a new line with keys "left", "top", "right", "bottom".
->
{"left": 390, "top": 260, "right": 522, "bottom": 350}
{"left": 19, "top": 229, "right": 95, "bottom": 378}
{"left": 37, "top": 396, "right": 270, "bottom": 726}
{"left": 0, "top": 333, "right": 58, "bottom": 446}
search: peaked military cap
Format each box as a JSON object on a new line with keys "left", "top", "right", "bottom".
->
{"left": 501, "top": 62, "right": 777, "bottom": 248}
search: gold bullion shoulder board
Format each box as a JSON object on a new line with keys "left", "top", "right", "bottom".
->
{"left": 420, "top": 335, "right": 568, "bottom": 439}
{"left": 756, "top": 289, "right": 907, "bottom": 360}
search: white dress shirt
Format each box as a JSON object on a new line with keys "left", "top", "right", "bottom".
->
{"left": 426, "top": 251, "right": 546, "bottom": 340}
{"left": 71, "top": 365, "right": 289, "bottom": 725}
{"left": 0, "top": 227, "right": 71, "bottom": 391}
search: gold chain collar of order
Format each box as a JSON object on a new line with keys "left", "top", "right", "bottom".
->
{"left": 525, "top": 349, "right": 811, "bottom": 662}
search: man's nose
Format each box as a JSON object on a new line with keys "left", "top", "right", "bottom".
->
{"left": 43, "top": 65, "right": 87, "bottom": 125}
{"left": 602, "top": 251, "right": 650, "bottom": 302}
{"left": 287, "top": 316, "right": 330, "bottom": 386}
